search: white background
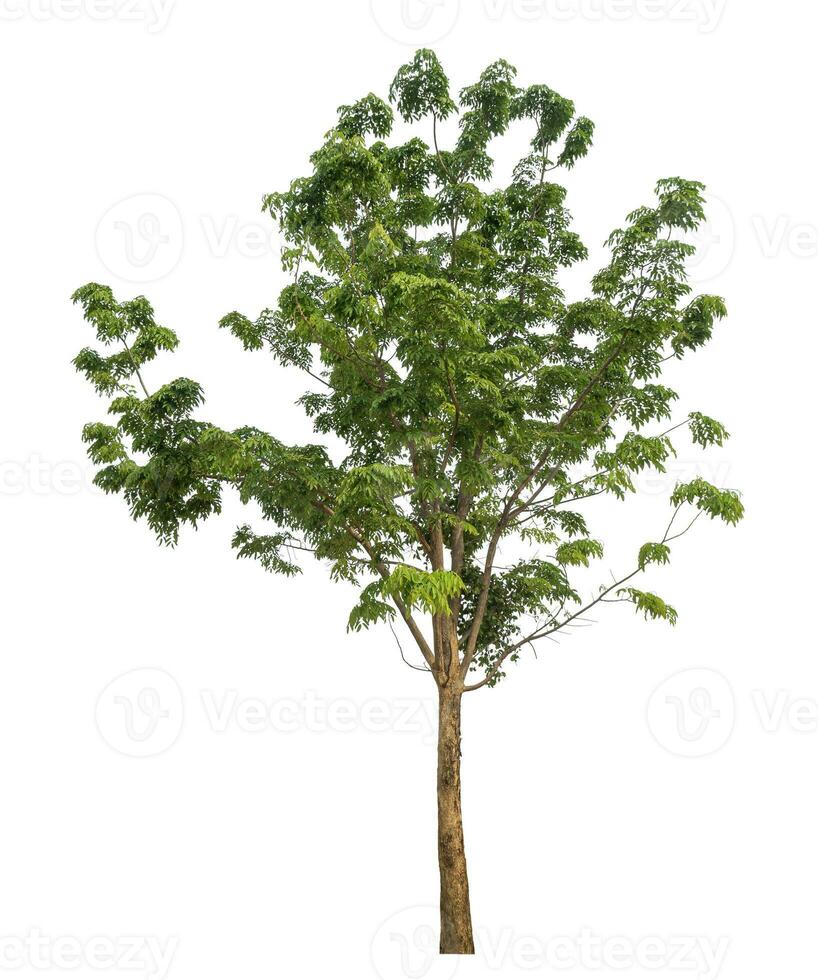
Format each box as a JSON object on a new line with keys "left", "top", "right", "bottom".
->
{"left": 1, "top": 1, "right": 816, "bottom": 978}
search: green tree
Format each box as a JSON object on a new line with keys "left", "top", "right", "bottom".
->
{"left": 72, "top": 50, "right": 743, "bottom": 954}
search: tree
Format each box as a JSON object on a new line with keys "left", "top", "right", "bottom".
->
{"left": 72, "top": 49, "right": 743, "bottom": 955}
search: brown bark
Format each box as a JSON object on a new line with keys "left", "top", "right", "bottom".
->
{"left": 437, "top": 682, "right": 474, "bottom": 954}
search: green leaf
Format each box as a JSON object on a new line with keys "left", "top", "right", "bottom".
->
{"left": 380, "top": 565, "right": 463, "bottom": 617}
{"left": 618, "top": 587, "right": 678, "bottom": 625}
{"left": 638, "top": 542, "right": 671, "bottom": 570}
{"left": 689, "top": 411, "right": 730, "bottom": 447}
{"left": 231, "top": 525, "right": 302, "bottom": 577}
{"left": 671, "top": 479, "right": 744, "bottom": 525}
{"left": 556, "top": 538, "right": 604, "bottom": 567}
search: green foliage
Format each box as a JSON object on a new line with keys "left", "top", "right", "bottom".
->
{"left": 671, "top": 479, "right": 744, "bottom": 525}
{"left": 72, "top": 51, "right": 742, "bottom": 688}
{"left": 348, "top": 582, "right": 397, "bottom": 633}
{"left": 381, "top": 565, "right": 464, "bottom": 617}
{"left": 688, "top": 411, "right": 729, "bottom": 447}
{"left": 72, "top": 284, "right": 179, "bottom": 396}
{"left": 232, "top": 525, "right": 302, "bottom": 577}
{"left": 556, "top": 538, "right": 604, "bottom": 567}
{"left": 618, "top": 588, "right": 678, "bottom": 625}
{"left": 460, "top": 557, "right": 580, "bottom": 686}
{"left": 638, "top": 542, "right": 671, "bottom": 570}
{"left": 337, "top": 94, "right": 394, "bottom": 139}
{"left": 389, "top": 49, "right": 456, "bottom": 122}
{"left": 672, "top": 295, "right": 727, "bottom": 355}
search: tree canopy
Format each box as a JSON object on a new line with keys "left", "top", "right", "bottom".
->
{"left": 73, "top": 49, "right": 743, "bottom": 690}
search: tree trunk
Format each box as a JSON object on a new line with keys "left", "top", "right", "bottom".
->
{"left": 437, "top": 682, "right": 475, "bottom": 954}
